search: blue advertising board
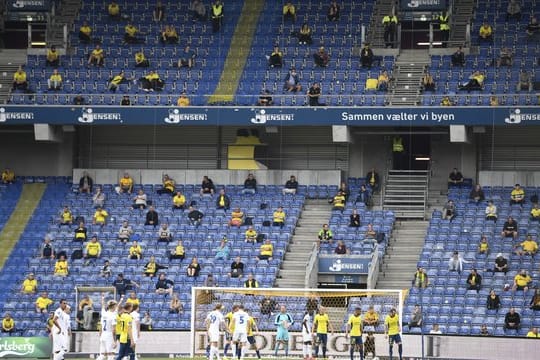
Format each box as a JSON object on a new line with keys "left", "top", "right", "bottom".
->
{"left": 0, "top": 105, "right": 538, "bottom": 126}
{"left": 400, "top": 0, "right": 447, "bottom": 12}
{"left": 319, "top": 256, "right": 372, "bottom": 275}
{"left": 7, "top": 0, "right": 51, "bottom": 12}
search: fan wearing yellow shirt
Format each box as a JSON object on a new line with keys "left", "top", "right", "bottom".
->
{"left": 85, "top": 236, "right": 102, "bottom": 265}
{"left": 119, "top": 172, "right": 134, "bottom": 194}
{"left": 47, "top": 69, "right": 63, "bottom": 90}
{"left": 223, "top": 305, "right": 239, "bottom": 358}
{"left": 272, "top": 206, "right": 286, "bottom": 228}
{"left": 124, "top": 22, "right": 140, "bottom": 44}
{"left": 108, "top": 71, "right": 127, "bottom": 92}
{"left": 93, "top": 206, "right": 109, "bottom": 226}
{"left": 514, "top": 235, "right": 538, "bottom": 256}
{"left": 160, "top": 25, "right": 179, "bottom": 44}
{"left": 134, "top": 50, "right": 149, "bottom": 68}
{"left": 478, "top": 236, "right": 489, "bottom": 255}
{"left": 88, "top": 44, "right": 104, "bottom": 66}
{"left": 116, "top": 304, "right": 135, "bottom": 360}
{"left": 126, "top": 292, "right": 140, "bottom": 307}
{"left": 510, "top": 184, "right": 525, "bottom": 206}
{"left": 478, "top": 22, "right": 493, "bottom": 42}
{"left": 512, "top": 269, "right": 532, "bottom": 292}
{"left": 54, "top": 255, "right": 69, "bottom": 277}
{"left": 1, "top": 168, "right": 15, "bottom": 184}
{"left": 172, "top": 191, "right": 186, "bottom": 210}
{"left": 157, "top": 174, "right": 175, "bottom": 195}
{"left": 244, "top": 226, "right": 257, "bottom": 243}
{"left": 46, "top": 45, "right": 60, "bottom": 67}
{"left": 256, "top": 239, "right": 273, "bottom": 261}
{"left": 35, "top": 292, "right": 54, "bottom": 313}
{"left": 108, "top": 1, "right": 121, "bottom": 20}
{"left": 141, "top": 70, "right": 163, "bottom": 92}
{"left": 12, "top": 66, "right": 28, "bottom": 90}
{"left": 312, "top": 306, "right": 334, "bottom": 359}
{"left": 246, "top": 312, "right": 262, "bottom": 359}
{"left": 177, "top": 92, "right": 190, "bottom": 107}
{"left": 384, "top": 308, "right": 402, "bottom": 360}
{"left": 129, "top": 240, "right": 143, "bottom": 260}
{"left": 2, "top": 313, "right": 15, "bottom": 335}
{"left": 346, "top": 307, "right": 364, "bottom": 360}
{"left": 78, "top": 21, "right": 92, "bottom": 43}
{"left": 21, "top": 273, "right": 38, "bottom": 294}
{"left": 169, "top": 240, "right": 185, "bottom": 260}
{"left": 526, "top": 327, "right": 539, "bottom": 338}
{"left": 60, "top": 206, "right": 73, "bottom": 225}
{"left": 531, "top": 203, "right": 540, "bottom": 220}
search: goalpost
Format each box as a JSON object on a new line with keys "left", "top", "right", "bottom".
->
{"left": 191, "top": 287, "right": 404, "bottom": 358}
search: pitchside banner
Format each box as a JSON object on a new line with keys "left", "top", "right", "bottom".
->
{"left": 400, "top": 0, "right": 447, "bottom": 11}
{"left": 0, "top": 337, "right": 51, "bottom": 358}
{"left": 7, "top": 0, "right": 51, "bottom": 11}
{"left": 0, "top": 106, "right": 539, "bottom": 126}
{"left": 318, "top": 255, "right": 372, "bottom": 274}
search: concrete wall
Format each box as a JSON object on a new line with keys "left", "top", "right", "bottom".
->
{"left": 479, "top": 171, "right": 540, "bottom": 186}
{"left": 430, "top": 133, "right": 477, "bottom": 189}
{"left": 348, "top": 132, "right": 391, "bottom": 178}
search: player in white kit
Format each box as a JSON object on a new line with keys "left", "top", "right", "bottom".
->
{"left": 231, "top": 305, "right": 249, "bottom": 360}
{"left": 301, "top": 311, "right": 314, "bottom": 360}
{"left": 205, "top": 303, "right": 226, "bottom": 360}
{"left": 130, "top": 304, "right": 141, "bottom": 360}
{"left": 97, "top": 294, "right": 118, "bottom": 360}
{"left": 52, "top": 299, "right": 70, "bottom": 360}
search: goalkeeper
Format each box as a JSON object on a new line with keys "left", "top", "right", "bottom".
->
{"left": 274, "top": 305, "right": 294, "bottom": 357}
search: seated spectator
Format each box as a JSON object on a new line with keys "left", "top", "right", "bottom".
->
{"left": 78, "top": 295, "right": 94, "bottom": 330}
{"left": 442, "top": 200, "right": 456, "bottom": 221}
{"left": 283, "top": 68, "right": 302, "bottom": 92}
{"left": 504, "top": 307, "right": 520, "bottom": 331}
{"left": 356, "top": 184, "right": 371, "bottom": 206}
{"left": 459, "top": 71, "right": 485, "bottom": 91}
{"left": 140, "top": 311, "right": 153, "bottom": 331}
{"left": 485, "top": 200, "right": 497, "bottom": 222}
{"left": 422, "top": 72, "right": 435, "bottom": 91}
{"left": 469, "top": 184, "right": 485, "bottom": 204}
{"left": 108, "top": 71, "right": 129, "bottom": 92}
{"left": 200, "top": 175, "right": 215, "bottom": 195}
{"left": 12, "top": 66, "right": 28, "bottom": 91}
{"left": 121, "top": 96, "right": 134, "bottom": 106}
{"left": 516, "top": 70, "right": 533, "bottom": 92}
{"left": 365, "top": 77, "right": 378, "bottom": 91}
{"left": 283, "top": 175, "right": 298, "bottom": 194}
{"left": 466, "top": 268, "right": 482, "bottom": 292}
{"left": 514, "top": 235, "right": 538, "bottom": 256}
{"left": 125, "top": 292, "right": 140, "bottom": 307}
{"left": 46, "top": 46, "right": 60, "bottom": 67}
{"left": 153, "top": 0, "right": 165, "bottom": 22}
{"left": 260, "top": 297, "right": 276, "bottom": 315}
{"left": 73, "top": 95, "right": 86, "bottom": 105}
{"left": 513, "top": 269, "right": 532, "bottom": 292}
{"left": 244, "top": 273, "right": 259, "bottom": 288}
{"left": 317, "top": 224, "right": 334, "bottom": 248}
{"left": 108, "top": 1, "right": 121, "bottom": 20}
{"left": 93, "top": 186, "right": 105, "bottom": 208}
{"left": 526, "top": 17, "right": 540, "bottom": 41}
{"left": 144, "top": 255, "right": 167, "bottom": 278}
{"left": 119, "top": 172, "right": 134, "bottom": 194}
{"left": 489, "top": 95, "right": 499, "bottom": 106}
{"left": 84, "top": 236, "right": 102, "bottom": 264}
{"left": 228, "top": 256, "right": 245, "bottom": 278}
{"left": 360, "top": 43, "right": 374, "bottom": 68}
{"left": 413, "top": 267, "right": 429, "bottom": 288}
{"left": 241, "top": 173, "right": 257, "bottom": 195}
{"left": 79, "top": 21, "right": 92, "bottom": 43}
{"left": 214, "top": 238, "right": 230, "bottom": 260}
{"left": 35, "top": 292, "right": 53, "bottom": 313}
{"left": 155, "top": 273, "right": 174, "bottom": 296}
{"left": 268, "top": 46, "right": 283, "bottom": 68}
{"left": 169, "top": 240, "right": 185, "bottom": 261}
{"left": 117, "top": 220, "right": 133, "bottom": 243}
{"left": 129, "top": 240, "right": 143, "bottom": 260}
{"left": 2, "top": 313, "right": 15, "bottom": 336}
{"left": 480, "top": 324, "right": 490, "bottom": 336}
{"left": 88, "top": 45, "right": 104, "bottom": 67}
{"left": 54, "top": 255, "right": 69, "bottom": 277}
{"left": 215, "top": 189, "right": 231, "bottom": 210}
{"left": 100, "top": 260, "right": 112, "bottom": 278}
{"left": 132, "top": 189, "right": 148, "bottom": 210}
{"left": 496, "top": 47, "right": 513, "bottom": 67}
{"left": 297, "top": 23, "right": 313, "bottom": 45}
{"left": 272, "top": 206, "right": 286, "bottom": 227}
{"left": 526, "top": 327, "right": 539, "bottom": 338}
{"left": 349, "top": 209, "right": 361, "bottom": 227}
{"left": 176, "top": 92, "right": 190, "bottom": 106}
{"left": 440, "top": 95, "right": 454, "bottom": 106}
{"left": 531, "top": 203, "right": 540, "bottom": 220}
{"left": 190, "top": 0, "right": 207, "bottom": 22}
{"left": 256, "top": 239, "right": 273, "bottom": 261}
{"left": 178, "top": 46, "right": 196, "bottom": 68}
{"left": 334, "top": 240, "right": 348, "bottom": 255}
{"left": 112, "top": 274, "right": 139, "bottom": 297}
{"left": 506, "top": 0, "right": 521, "bottom": 21}
{"left": 21, "top": 273, "right": 37, "bottom": 294}
{"left": 186, "top": 257, "right": 201, "bottom": 277}
{"left": 145, "top": 206, "right": 159, "bottom": 227}
{"left": 229, "top": 208, "right": 244, "bottom": 227}
{"left": 330, "top": 191, "right": 346, "bottom": 212}
{"left": 157, "top": 174, "right": 175, "bottom": 195}
{"left": 529, "top": 288, "right": 540, "bottom": 310}
{"left": 313, "top": 47, "right": 330, "bottom": 67}
{"left": 169, "top": 293, "right": 183, "bottom": 313}
{"left": 74, "top": 221, "right": 87, "bottom": 242}
{"left": 478, "top": 22, "right": 493, "bottom": 42}
{"left": 258, "top": 89, "right": 273, "bottom": 106}
{"left": 188, "top": 206, "right": 204, "bottom": 227}
{"left": 41, "top": 237, "right": 55, "bottom": 259}
{"left": 365, "top": 168, "right": 380, "bottom": 192}
{"left": 283, "top": 2, "right": 296, "bottom": 23}
{"left": 172, "top": 191, "right": 186, "bottom": 210}
{"left": 124, "top": 22, "right": 141, "bottom": 44}
{"left": 307, "top": 82, "right": 324, "bottom": 106}
{"left": 493, "top": 253, "right": 509, "bottom": 273}
{"left": 486, "top": 289, "right": 501, "bottom": 311}
{"left": 59, "top": 206, "right": 73, "bottom": 226}
{"left": 377, "top": 70, "right": 390, "bottom": 91}
{"left": 157, "top": 223, "right": 172, "bottom": 243}
{"left": 1, "top": 168, "right": 15, "bottom": 184}
{"left": 448, "top": 251, "right": 467, "bottom": 273}
{"left": 141, "top": 70, "right": 164, "bottom": 92}
{"left": 135, "top": 49, "right": 150, "bottom": 68}
{"left": 93, "top": 206, "right": 109, "bottom": 226}
{"left": 362, "top": 306, "right": 379, "bottom": 327}
{"left": 448, "top": 168, "right": 464, "bottom": 187}
{"left": 327, "top": 0, "right": 340, "bottom": 21}
{"left": 429, "top": 324, "right": 442, "bottom": 334}
{"left": 336, "top": 181, "right": 349, "bottom": 201}
{"left": 451, "top": 46, "right": 465, "bottom": 67}
{"left": 407, "top": 305, "right": 423, "bottom": 328}
{"left": 245, "top": 226, "right": 258, "bottom": 243}
{"left": 365, "top": 223, "right": 377, "bottom": 240}
{"left": 473, "top": 232, "right": 490, "bottom": 254}
{"left": 510, "top": 183, "right": 525, "bottom": 206}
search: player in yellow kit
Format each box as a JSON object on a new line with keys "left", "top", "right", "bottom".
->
{"left": 116, "top": 303, "right": 134, "bottom": 360}
{"left": 312, "top": 306, "right": 334, "bottom": 359}
{"left": 223, "top": 304, "right": 239, "bottom": 359}
{"left": 384, "top": 308, "right": 402, "bottom": 360}
{"left": 246, "top": 311, "right": 261, "bottom": 359}
{"left": 346, "top": 307, "right": 364, "bottom": 360}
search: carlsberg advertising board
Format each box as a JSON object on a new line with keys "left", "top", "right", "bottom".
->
{"left": 0, "top": 337, "right": 51, "bottom": 359}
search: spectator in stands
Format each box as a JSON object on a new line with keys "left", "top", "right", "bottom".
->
{"left": 73, "top": 94, "right": 86, "bottom": 105}
{"left": 514, "top": 235, "right": 538, "bottom": 256}
{"left": 283, "top": 2, "right": 296, "bottom": 23}
{"left": 324, "top": 0, "right": 340, "bottom": 21}
{"left": 216, "top": 189, "right": 231, "bottom": 210}
{"left": 84, "top": 236, "right": 102, "bottom": 264}
{"left": 496, "top": 47, "right": 513, "bottom": 67}
{"left": 228, "top": 256, "right": 245, "bottom": 278}
{"left": 35, "top": 292, "right": 53, "bottom": 313}
{"left": 478, "top": 22, "right": 493, "bottom": 42}
{"left": 117, "top": 220, "right": 133, "bottom": 243}
{"left": 157, "top": 223, "right": 172, "bottom": 243}
{"left": 489, "top": 96, "right": 499, "bottom": 106}
{"left": 442, "top": 200, "right": 456, "bottom": 221}
{"left": 1, "top": 168, "right": 14, "bottom": 184}
{"left": 132, "top": 189, "right": 148, "bottom": 210}
{"left": 365, "top": 168, "right": 380, "bottom": 193}
{"left": 407, "top": 304, "right": 423, "bottom": 328}
{"left": 155, "top": 273, "right": 174, "bottom": 296}
{"left": 41, "top": 237, "right": 55, "bottom": 259}
{"left": 256, "top": 238, "right": 274, "bottom": 261}
{"left": 510, "top": 183, "right": 525, "bottom": 206}
{"left": 258, "top": 89, "right": 273, "bottom": 106}
{"left": 141, "top": 70, "right": 164, "bottom": 92}
{"left": 337, "top": 181, "right": 350, "bottom": 200}
{"left": 187, "top": 257, "right": 201, "bottom": 277}
{"left": 140, "top": 311, "right": 153, "bottom": 330}
{"left": 244, "top": 273, "right": 259, "bottom": 288}
{"left": 267, "top": 46, "right": 284, "bottom": 68}
{"left": 78, "top": 171, "right": 93, "bottom": 193}
{"left": 429, "top": 324, "right": 442, "bottom": 334}
{"left": 74, "top": 221, "right": 87, "bottom": 242}
{"left": 297, "top": 23, "right": 313, "bottom": 45}
{"left": 176, "top": 92, "right": 189, "bottom": 106}
{"left": 479, "top": 324, "right": 490, "bottom": 336}
{"left": 190, "top": 0, "right": 207, "bottom": 22}
{"left": 448, "top": 251, "right": 467, "bottom": 273}
{"left": 330, "top": 191, "right": 346, "bottom": 212}
{"left": 108, "top": 1, "right": 121, "bottom": 20}
{"left": 260, "top": 297, "right": 277, "bottom": 315}
{"left": 54, "top": 254, "right": 69, "bottom": 277}
{"left": 214, "top": 238, "right": 230, "bottom": 260}
{"left": 506, "top": 0, "right": 521, "bottom": 21}
{"left": 157, "top": 174, "right": 175, "bottom": 195}
{"left": 211, "top": 0, "right": 224, "bottom": 32}
{"left": 200, "top": 175, "right": 215, "bottom": 195}
{"left": 241, "top": 173, "right": 257, "bottom": 195}
{"left": 79, "top": 21, "right": 92, "bottom": 43}
{"left": 334, "top": 240, "right": 348, "bottom": 255}
{"left": 1, "top": 313, "right": 15, "bottom": 336}
{"left": 513, "top": 269, "right": 532, "bottom": 292}
{"left": 307, "top": 82, "right": 324, "bottom": 106}
{"left": 526, "top": 16, "right": 540, "bottom": 41}
{"left": 531, "top": 203, "right": 540, "bottom": 220}
{"left": 172, "top": 191, "right": 186, "bottom": 210}
{"left": 440, "top": 95, "right": 454, "bottom": 106}
{"left": 229, "top": 208, "right": 244, "bottom": 227}
{"left": 516, "top": 70, "right": 533, "bottom": 92}
{"left": 466, "top": 268, "right": 482, "bottom": 292}
{"left": 46, "top": 45, "right": 60, "bottom": 67}
{"left": 245, "top": 226, "right": 258, "bottom": 243}
{"left": 153, "top": 0, "right": 165, "bottom": 22}
{"left": 413, "top": 267, "right": 429, "bottom": 288}
{"left": 129, "top": 240, "right": 143, "bottom": 260}
{"left": 124, "top": 22, "right": 142, "bottom": 44}
{"left": 144, "top": 255, "right": 167, "bottom": 278}
{"left": 88, "top": 44, "right": 104, "bottom": 67}
{"left": 169, "top": 240, "right": 185, "bottom": 261}
{"left": 119, "top": 172, "right": 133, "bottom": 194}
{"left": 108, "top": 71, "right": 129, "bottom": 92}
{"left": 283, "top": 175, "right": 298, "bottom": 194}
{"left": 12, "top": 66, "right": 27, "bottom": 91}
{"left": 135, "top": 49, "right": 150, "bottom": 68}
{"left": 530, "top": 288, "right": 540, "bottom": 310}
{"left": 356, "top": 184, "right": 371, "bottom": 207}
{"left": 100, "top": 260, "right": 111, "bottom": 278}
{"left": 188, "top": 206, "right": 204, "bottom": 227}
{"left": 363, "top": 306, "right": 379, "bottom": 328}
{"left": 422, "top": 72, "right": 435, "bottom": 92}
{"left": 349, "top": 209, "right": 361, "bottom": 227}
{"left": 59, "top": 206, "right": 73, "bottom": 226}
{"left": 459, "top": 71, "right": 485, "bottom": 91}
{"left": 526, "top": 327, "right": 539, "bottom": 338}
{"left": 112, "top": 274, "right": 138, "bottom": 296}
{"left": 360, "top": 43, "right": 374, "bottom": 68}
{"left": 365, "top": 223, "right": 377, "bottom": 241}
{"left": 317, "top": 224, "right": 334, "bottom": 248}
{"left": 486, "top": 289, "right": 501, "bottom": 311}
{"left": 21, "top": 273, "right": 37, "bottom": 294}
{"left": 273, "top": 206, "right": 286, "bottom": 228}
{"left": 469, "top": 184, "right": 485, "bottom": 204}
{"left": 78, "top": 295, "right": 93, "bottom": 330}
{"left": 178, "top": 46, "right": 196, "bottom": 68}
{"left": 93, "top": 206, "right": 109, "bottom": 226}
{"left": 478, "top": 235, "right": 489, "bottom": 255}
{"left": 145, "top": 206, "right": 159, "bottom": 227}
{"left": 126, "top": 291, "right": 140, "bottom": 307}
{"left": 284, "top": 68, "right": 302, "bottom": 92}
{"left": 377, "top": 70, "right": 390, "bottom": 91}
{"left": 448, "top": 168, "right": 464, "bottom": 187}
{"left": 169, "top": 293, "right": 183, "bottom": 313}
{"left": 492, "top": 253, "right": 509, "bottom": 273}
{"left": 504, "top": 307, "right": 520, "bottom": 331}
{"left": 382, "top": 13, "right": 398, "bottom": 48}
{"left": 313, "top": 47, "right": 330, "bottom": 67}
{"left": 485, "top": 200, "right": 497, "bottom": 222}
{"left": 451, "top": 46, "right": 465, "bottom": 67}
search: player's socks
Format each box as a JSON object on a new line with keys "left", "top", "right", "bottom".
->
{"left": 255, "top": 349, "right": 261, "bottom": 359}
{"left": 322, "top": 346, "right": 327, "bottom": 359}
{"left": 359, "top": 348, "right": 364, "bottom": 360}
{"left": 206, "top": 345, "right": 211, "bottom": 358}
{"left": 274, "top": 343, "right": 279, "bottom": 356}
{"left": 96, "top": 355, "right": 104, "bottom": 360}
{"left": 240, "top": 346, "right": 245, "bottom": 360}
{"left": 284, "top": 343, "right": 289, "bottom": 357}
{"left": 350, "top": 347, "right": 354, "bottom": 360}
{"left": 107, "top": 355, "right": 115, "bottom": 360}
{"left": 398, "top": 344, "right": 403, "bottom": 360}
{"left": 389, "top": 345, "right": 393, "bottom": 360}
{"left": 224, "top": 343, "right": 230, "bottom": 356}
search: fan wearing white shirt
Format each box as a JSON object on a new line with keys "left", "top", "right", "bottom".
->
{"left": 205, "top": 303, "right": 226, "bottom": 360}
{"left": 97, "top": 295, "right": 118, "bottom": 360}
{"left": 231, "top": 305, "right": 249, "bottom": 360}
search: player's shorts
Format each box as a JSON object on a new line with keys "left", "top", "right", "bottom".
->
{"left": 208, "top": 330, "right": 220, "bottom": 343}
{"left": 225, "top": 332, "right": 233, "bottom": 341}
{"left": 316, "top": 333, "right": 328, "bottom": 344}
{"left": 117, "top": 342, "right": 134, "bottom": 359}
{"left": 302, "top": 332, "right": 312, "bottom": 344}
{"left": 276, "top": 328, "right": 289, "bottom": 341}
{"left": 232, "top": 331, "right": 248, "bottom": 343}
{"left": 350, "top": 336, "right": 363, "bottom": 346}
{"left": 247, "top": 336, "right": 256, "bottom": 345}
{"left": 516, "top": 285, "right": 527, "bottom": 291}
{"left": 115, "top": 334, "right": 121, "bottom": 341}
{"left": 388, "top": 333, "right": 402, "bottom": 345}
{"left": 52, "top": 332, "right": 67, "bottom": 352}
{"left": 99, "top": 334, "right": 115, "bottom": 353}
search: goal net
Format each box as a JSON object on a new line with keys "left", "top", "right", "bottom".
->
{"left": 191, "top": 287, "right": 403, "bottom": 358}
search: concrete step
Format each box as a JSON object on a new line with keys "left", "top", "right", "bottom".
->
{"left": 281, "top": 262, "right": 308, "bottom": 270}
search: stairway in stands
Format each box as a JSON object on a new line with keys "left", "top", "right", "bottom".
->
{"left": 47, "top": 0, "right": 82, "bottom": 48}
{"left": 388, "top": 50, "right": 430, "bottom": 106}
{"left": 449, "top": 0, "right": 475, "bottom": 47}
{"left": 376, "top": 220, "right": 428, "bottom": 289}
{"left": 383, "top": 170, "right": 429, "bottom": 219}
{"left": 275, "top": 199, "right": 331, "bottom": 288}
{"left": 0, "top": 49, "right": 27, "bottom": 104}
{"left": 366, "top": 0, "right": 397, "bottom": 48}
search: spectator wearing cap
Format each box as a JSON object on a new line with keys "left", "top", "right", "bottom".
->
{"left": 510, "top": 184, "right": 525, "bottom": 206}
